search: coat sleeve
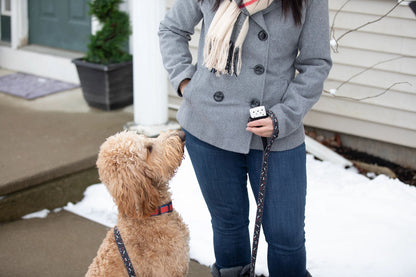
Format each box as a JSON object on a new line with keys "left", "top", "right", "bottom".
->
{"left": 158, "top": 0, "right": 203, "bottom": 96}
{"left": 270, "top": 0, "right": 332, "bottom": 139}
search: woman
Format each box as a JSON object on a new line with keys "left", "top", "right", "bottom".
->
{"left": 159, "top": 0, "right": 331, "bottom": 276}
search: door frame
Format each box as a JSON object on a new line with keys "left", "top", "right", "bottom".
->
{"left": 1, "top": 0, "right": 12, "bottom": 42}
{"left": 0, "top": 0, "right": 131, "bottom": 84}
{"left": 9, "top": 0, "right": 28, "bottom": 49}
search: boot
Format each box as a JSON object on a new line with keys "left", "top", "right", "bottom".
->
{"left": 211, "top": 263, "right": 251, "bottom": 277}
{"left": 211, "top": 263, "right": 311, "bottom": 277}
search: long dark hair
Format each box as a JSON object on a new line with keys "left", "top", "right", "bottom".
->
{"left": 198, "top": 0, "right": 305, "bottom": 25}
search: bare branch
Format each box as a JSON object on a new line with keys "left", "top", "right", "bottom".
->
{"left": 323, "top": 55, "right": 413, "bottom": 101}
{"left": 330, "top": 0, "right": 406, "bottom": 53}
{"left": 355, "top": 82, "right": 412, "bottom": 101}
{"left": 328, "top": 82, "right": 412, "bottom": 102}
{"left": 330, "top": 0, "right": 352, "bottom": 53}
{"left": 336, "top": 56, "right": 406, "bottom": 91}
{"left": 326, "top": 1, "right": 413, "bottom": 102}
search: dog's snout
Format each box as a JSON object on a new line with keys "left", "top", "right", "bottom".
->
{"left": 177, "top": 130, "right": 186, "bottom": 142}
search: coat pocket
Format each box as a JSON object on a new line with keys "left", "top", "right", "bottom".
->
{"left": 279, "top": 79, "right": 291, "bottom": 102}
{"left": 181, "top": 68, "right": 202, "bottom": 104}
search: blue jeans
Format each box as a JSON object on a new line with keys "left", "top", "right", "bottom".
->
{"left": 184, "top": 130, "right": 307, "bottom": 277}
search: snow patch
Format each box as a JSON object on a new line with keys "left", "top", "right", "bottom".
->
{"left": 58, "top": 150, "right": 416, "bottom": 276}
{"left": 22, "top": 209, "right": 50, "bottom": 219}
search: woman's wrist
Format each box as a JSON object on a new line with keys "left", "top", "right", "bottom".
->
{"left": 266, "top": 110, "right": 279, "bottom": 140}
{"left": 178, "top": 79, "right": 191, "bottom": 97}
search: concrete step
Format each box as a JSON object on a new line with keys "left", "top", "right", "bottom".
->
{"left": 0, "top": 80, "right": 134, "bottom": 222}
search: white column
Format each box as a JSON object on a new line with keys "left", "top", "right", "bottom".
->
{"left": 11, "top": 0, "right": 28, "bottom": 49}
{"left": 133, "top": 0, "right": 167, "bottom": 125}
{"left": 125, "top": 0, "right": 179, "bottom": 136}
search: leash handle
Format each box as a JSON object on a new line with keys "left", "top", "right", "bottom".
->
{"left": 250, "top": 111, "right": 279, "bottom": 277}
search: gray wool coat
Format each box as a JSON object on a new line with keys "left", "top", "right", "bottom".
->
{"left": 158, "top": 0, "right": 332, "bottom": 153}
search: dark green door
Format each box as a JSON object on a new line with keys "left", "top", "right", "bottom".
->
{"left": 29, "top": 0, "right": 91, "bottom": 52}
{"left": 1, "top": 0, "right": 11, "bottom": 42}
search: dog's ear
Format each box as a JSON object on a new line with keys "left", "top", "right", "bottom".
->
{"left": 136, "top": 171, "right": 161, "bottom": 218}
{"left": 112, "top": 167, "right": 161, "bottom": 219}
{"left": 96, "top": 131, "right": 161, "bottom": 219}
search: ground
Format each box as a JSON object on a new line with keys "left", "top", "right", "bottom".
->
{"left": 306, "top": 130, "right": 416, "bottom": 187}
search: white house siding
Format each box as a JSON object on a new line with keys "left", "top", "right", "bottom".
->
{"left": 310, "top": 0, "right": 416, "bottom": 150}
{"left": 166, "top": 0, "right": 416, "bottom": 162}
{"left": 166, "top": 0, "right": 200, "bottom": 118}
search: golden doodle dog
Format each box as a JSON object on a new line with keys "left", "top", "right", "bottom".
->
{"left": 86, "top": 130, "right": 189, "bottom": 277}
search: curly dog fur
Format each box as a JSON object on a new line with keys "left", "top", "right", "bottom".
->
{"left": 86, "top": 130, "right": 189, "bottom": 277}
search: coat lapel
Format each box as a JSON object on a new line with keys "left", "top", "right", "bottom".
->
{"left": 250, "top": 0, "right": 282, "bottom": 31}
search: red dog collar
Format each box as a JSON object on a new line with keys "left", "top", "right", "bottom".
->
{"left": 150, "top": 202, "right": 173, "bottom": 217}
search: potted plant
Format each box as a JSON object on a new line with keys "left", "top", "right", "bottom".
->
{"left": 72, "top": 0, "right": 133, "bottom": 110}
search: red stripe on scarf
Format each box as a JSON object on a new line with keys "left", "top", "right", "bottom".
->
{"left": 239, "top": 0, "right": 259, "bottom": 9}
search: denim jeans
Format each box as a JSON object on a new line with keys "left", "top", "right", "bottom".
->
{"left": 184, "top": 130, "right": 307, "bottom": 277}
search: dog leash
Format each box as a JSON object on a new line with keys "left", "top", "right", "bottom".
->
{"left": 250, "top": 110, "right": 279, "bottom": 277}
{"left": 114, "top": 202, "right": 174, "bottom": 277}
{"left": 114, "top": 226, "right": 137, "bottom": 277}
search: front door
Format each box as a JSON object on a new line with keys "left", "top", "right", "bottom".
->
{"left": 28, "top": 0, "right": 91, "bottom": 52}
{"left": 1, "top": 0, "right": 11, "bottom": 42}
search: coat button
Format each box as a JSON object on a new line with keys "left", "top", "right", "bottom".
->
{"left": 250, "top": 99, "right": 261, "bottom": 108}
{"left": 258, "top": 30, "right": 268, "bottom": 41}
{"left": 213, "top": 91, "right": 224, "bottom": 102}
{"left": 254, "top": 64, "right": 265, "bottom": 75}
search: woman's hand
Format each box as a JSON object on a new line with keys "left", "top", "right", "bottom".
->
{"left": 246, "top": 117, "right": 274, "bottom": 138}
{"left": 179, "top": 79, "right": 190, "bottom": 95}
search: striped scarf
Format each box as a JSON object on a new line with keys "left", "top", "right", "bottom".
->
{"left": 203, "top": 0, "right": 273, "bottom": 76}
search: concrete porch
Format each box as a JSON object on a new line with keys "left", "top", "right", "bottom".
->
{"left": 0, "top": 67, "right": 211, "bottom": 276}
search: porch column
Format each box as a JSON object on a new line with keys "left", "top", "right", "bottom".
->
{"left": 125, "top": 0, "right": 179, "bottom": 136}
{"left": 10, "top": 0, "right": 28, "bottom": 49}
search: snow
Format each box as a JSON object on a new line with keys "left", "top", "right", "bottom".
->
{"left": 64, "top": 184, "right": 118, "bottom": 227}
{"left": 328, "top": 88, "right": 337, "bottom": 96}
{"left": 24, "top": 150, "right": 416, "bottom": 276}
{"left": 330, "top": 40, "right": 337, "bottom": 48}
{"left": 22, "top": 209, "right": 50, "bottom": 219}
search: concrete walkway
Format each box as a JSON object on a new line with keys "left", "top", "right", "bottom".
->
{"left": 0, "top": 67, "right": 134, "bottom": 220}
{"left": 0, "top": 210, "right": 211, "bottom": 277}
{"left": 0, "top": 68, "right": 211, "bottom": 276}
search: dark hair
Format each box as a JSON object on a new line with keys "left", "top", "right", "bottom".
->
{"left": 198, "top": 0, "right": 305, "bottom": 25}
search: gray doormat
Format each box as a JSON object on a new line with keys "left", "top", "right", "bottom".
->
{"left": 0, "top": 72, "right": 79, "bottom": 100}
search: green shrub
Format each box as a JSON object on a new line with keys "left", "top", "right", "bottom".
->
{"left": 85, "top": 0, "right": 132, "bottom": 64}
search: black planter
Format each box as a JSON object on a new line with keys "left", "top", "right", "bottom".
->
{"left": 72, "top": 58, "right": 133, "bottom": 110}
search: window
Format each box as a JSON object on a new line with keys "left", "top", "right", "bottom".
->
{"left": 1, "top": 0, "right": 11, "bottom": 16}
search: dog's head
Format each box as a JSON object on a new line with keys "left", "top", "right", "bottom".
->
{"left": 96, "top": 130, "right": 185, "bottom": 218}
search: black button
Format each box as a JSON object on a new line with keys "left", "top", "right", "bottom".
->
{"left": 258, "top": 30, "right": 268, "bottom": 41}
{"left": 213, "top": 91, "right": 224, "bottom": 102}
{"left": 250, "top": 99, "right": 261, "bottom": 108}
{"left": 254, "top": 64, "right": 265, "bottom": 75}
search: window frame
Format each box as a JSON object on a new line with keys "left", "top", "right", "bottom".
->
{"left": 1, "top": 0, "right": 11, "bottom": 16}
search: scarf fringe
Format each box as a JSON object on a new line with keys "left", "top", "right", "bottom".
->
{"left": 203, "top": 1, "right": 240, "bottom": 76}
{"left": 203, "top": 0, "right": 272, "bottom": 76}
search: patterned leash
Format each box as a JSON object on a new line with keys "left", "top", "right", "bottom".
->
{"left": 250, "top": 110, "right": 279, "bottom": 277}
{"left": 113, "top": 203, "right": 173, "bottom": 277}
{"left": 114, "top": 226, "right": 137, "bottom": 277}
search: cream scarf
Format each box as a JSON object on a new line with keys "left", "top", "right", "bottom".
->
{"left": 203, "top": 0, "right": 273, "bottom": 76}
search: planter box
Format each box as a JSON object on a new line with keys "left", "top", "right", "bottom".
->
{"left": 72, "top": 58, "right": 133, "bottom": 110}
